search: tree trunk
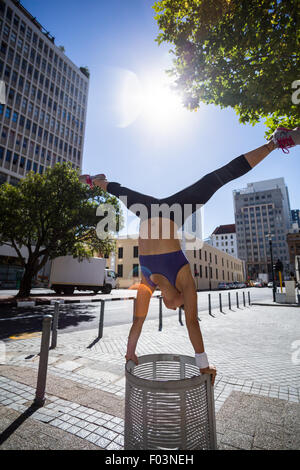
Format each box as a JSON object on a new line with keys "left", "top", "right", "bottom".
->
{"left": 15, "top": 263, "right": 37, "bottom": 298}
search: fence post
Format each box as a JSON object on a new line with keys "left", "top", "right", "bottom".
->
{"left": 219, "top": 293, "right": 222, "bottom": 313}
{"left": 236, "top": 291, "right": 239, "bottom": 309}
{"left": 228, "top": 292, "right": 231, "bottom": 310}
{"left": 98, "top": 300, "right": 105, "bottom": 339}
{"left": 178, "top": 306, "right": 183, "bottom": 326}
{"left": 248, "top": 291, "right": 251, "bottom": 306}
{"left": 133, "top": 298, "right": 136, "bottom": 321}
{"left": 208, "top": 293, "right": 212, "bottom": 316}
{"left": 50, "top": 301, "right": 60, "bottom": 349}
{"left": 34, "top": 315, "right": 52, "bottom": 407}
{"left": 159, "top": 296, "right": 163, "bottom": 331}
{"left": 243, "top": 291, "right": 246, "bottom": 307}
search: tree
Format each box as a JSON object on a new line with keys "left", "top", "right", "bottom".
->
{"left": 0, "top": 164, "right": 122, "bottom": 298}
{"left": 153, "top": 0, "right": 299, "bottom": 137}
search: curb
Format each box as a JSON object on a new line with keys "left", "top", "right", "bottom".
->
{"left": 0, "top": 295, "right": 161, "bottom": 308}
{"left": 252, "top": 302, "right": 300, "bottom": 308}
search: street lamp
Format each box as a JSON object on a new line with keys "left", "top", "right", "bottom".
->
{"left": 266, "top": 233, "right": 276, "bottom": 302}
{"left": 208, "top": 262, "right": 211, "bottom": 291}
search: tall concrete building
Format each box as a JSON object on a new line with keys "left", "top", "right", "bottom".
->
{"left": 0, "top": 0, "right": 89, "bottom": 286}
{"left": 233, "top": 178, "right": 292, "bottom": 280}
{"left": 0, "top": 0, "right": 89, "bottom": 186}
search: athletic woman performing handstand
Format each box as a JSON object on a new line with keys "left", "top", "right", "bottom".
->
{"left": 81, "top": 127, "right": 300, "bottom": 385}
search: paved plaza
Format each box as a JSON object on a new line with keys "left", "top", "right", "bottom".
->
{"left": 0, "top": 301, "right": 299, "bottom": 450}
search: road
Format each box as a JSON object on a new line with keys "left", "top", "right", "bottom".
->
{"left": 0, "top": 287, "right": 272, "bottom": 341}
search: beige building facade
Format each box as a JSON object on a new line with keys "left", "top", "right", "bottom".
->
{"left": 107, "top": 236, "right": 245, "bottom": 290}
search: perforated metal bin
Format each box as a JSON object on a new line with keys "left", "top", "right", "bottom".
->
{"left": 124, "top": 354, "right": 217, "bottom": 450}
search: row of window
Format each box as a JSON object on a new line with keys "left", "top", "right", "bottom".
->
{"left": 0, "top": 61, "right": 86, "bottom": 117}
{"left": 0, "top": 125, "right": 81, "bottom": 162}
{"left": 192, "top": 248, "right": 241, "bottom": 270}
{"left": 1, "top": 104, "right": 83, "bottom": 148}
{"left": 0, "top": 4, "right": 88, "bottom": 90}
{"left": 5, "top": 87, "right": 83, "bottom": 134}
{"left": 193, "top": 264, "right": 237, "bottom": 282}
{"left": 118, "top": 246, "right": 139, "bottom": 259}
{"left": 0, "top": 39, "right": 87, "bottom": 105}
{"left": 116, "top": 264, "right": 139, "bottom": 278}
{"left": 0, "top": 146, "right": 79, "bottom": 173}
{"left": 215, "top": 234, "right": 234, "bottom": 240}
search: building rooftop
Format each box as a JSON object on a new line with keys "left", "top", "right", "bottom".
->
{"left": 212, "top": 224, "right": 236, "bottom": 235}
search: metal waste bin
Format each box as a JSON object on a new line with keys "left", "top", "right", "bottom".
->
{"left": 124, "top": 354, "right": 217, "bottom": 450}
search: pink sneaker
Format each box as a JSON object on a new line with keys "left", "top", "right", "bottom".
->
{"left": 271, "top": 127, "right": 300, "bottom": 154}
{"left": 79, "top": 174, "right": 107, "bottom": 188}
{"left": 79, "top": 174, "right": 93, "bottom": 188}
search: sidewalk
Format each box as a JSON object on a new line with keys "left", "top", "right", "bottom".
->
{"left": 1, "top": 304, "right": 299, "bottom": 450}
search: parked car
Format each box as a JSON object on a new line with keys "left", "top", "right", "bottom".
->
{"left": 218, "top": 282, "right": 229, "bottom": 290}
{"left": 237, "top": 282, "right": 246, "bottom": 288}
{"left": 227, "top": 283, "right": 235, "bottom": 289}
{"left": 233, "top": 282, "right": 240, "bottom": 289}
{"left": 254, "top": 281, "right": 264, "bottom": 287}
{"left": 267, "top": 281, "right": 273, "bottom": 288}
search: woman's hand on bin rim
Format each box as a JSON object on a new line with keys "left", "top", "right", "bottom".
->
{"left": 200, "top": 365, "right": 217, "bottom": 386}
{"left": 125, "top": 353, "right": 139, "bottom": 365}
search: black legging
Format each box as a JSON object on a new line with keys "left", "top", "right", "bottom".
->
{"left": 107, "top": 154, "right": 251, "bottom": 226}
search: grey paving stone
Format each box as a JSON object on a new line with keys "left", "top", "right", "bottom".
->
{"left": 75, "top": 428, "right": 91, "bottom": 439}
{"left": 103, "top": 429, "right": 118, "bottom": 441}
{"left": 66, "top": 425, "right": 81, "bottom": 434}
{"left": 85, "top": 432, "right": 101, "bottom": 444}
{"left": 106, "top": 441, "right": 123, "bottom": 450}
{"left": 95, "top": 436, "right": 111, "bottom": 448}
{"left": 85, "top": 423, "right": 98, "bottom": 432}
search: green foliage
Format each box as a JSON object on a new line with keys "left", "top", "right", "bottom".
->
{"left": 153, "top": 0, "right": 300, "bottom": 135}
{"left": 0, "top": 163, "right": 122, "bottom": 295}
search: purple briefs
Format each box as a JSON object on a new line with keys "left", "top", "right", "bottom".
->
{"left": 139, "top": 250, "right": 189, "bottom": 288}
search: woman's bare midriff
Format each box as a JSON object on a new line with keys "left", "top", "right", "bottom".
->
{"left": 138, "top": 217, "right": 182, "bottom": 255}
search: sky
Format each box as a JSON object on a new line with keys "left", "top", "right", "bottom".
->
{"left": 22, "top": 0, "right": 300, "bottom": 238}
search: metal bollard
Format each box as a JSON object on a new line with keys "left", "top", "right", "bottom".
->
{"left": 34, "top": 315, "right": 52, "bottom": 407}
{"left": 243, "top": 291, "right": 246, "bottom": 307}
{"left": 236, "top": 291, "right": 239, "bottom": 309}
{"left": 50, "top": 301, "right": 60, "bottom": 349}
{"left": 132, "top": 298, "right": 136, "bottom": 321}
{"left": 208, "top": 293, "right": 212, "bottom": 316}
{"left": 98, "top": 300, "right": 105, "bottom": 339}
{"left": 248, "top": 291, "right": 251, "bottom": 306}
{"left": 219, "top": 293, "right": 222, "bottom": 313}
{"left": 228, "top": 292, "right": 231, "bottom": 310}
{"left": 178, "top": 306, "right": 183, "bottom": 326}
{"left": 159, "top": 296, "right": 163, "bottom": 331}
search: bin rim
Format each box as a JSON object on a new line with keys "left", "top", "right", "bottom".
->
{"left": 125, "top": 353, "right": 210, "bottom": 391}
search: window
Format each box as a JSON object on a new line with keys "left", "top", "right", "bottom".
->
{"left": 199, "top": 265, "right": 202, "bottom": 278}
{"left": 117, "top": 264, "right": 123, "bottom": 278}
{"left": 133, "top": 264, "right": 139, "bottom": 277}
{"left": 133, "top": 246, "right": 138, "bottom": 258}
{"left": 118, "top": 247, "right": 123, "bottom": 259}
